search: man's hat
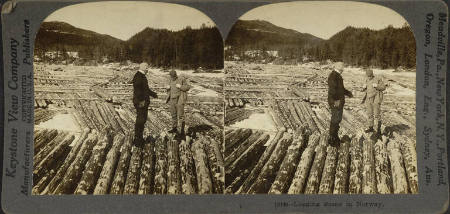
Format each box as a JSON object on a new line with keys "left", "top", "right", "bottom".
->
{"left": 139, "top": 62, "right": 148, "bottom": 71}
{"left": 169, "top": 69, "right": 177, "bottom": 78}
{"left": 365, "top": 69, "right": 374, "bottom": 77}
{"left": 333, "top": 63, "right": 344, "bottom": 73}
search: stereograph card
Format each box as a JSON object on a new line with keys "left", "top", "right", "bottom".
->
{"left": 0, "top": 0, "right": 448, "bottom": 213}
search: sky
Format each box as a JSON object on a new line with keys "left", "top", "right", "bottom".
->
{"left": 240, "top": 1, "right": 409, "bottom": 40}
{"left": 44, "top": 2, "right": 215, "bottom": 40}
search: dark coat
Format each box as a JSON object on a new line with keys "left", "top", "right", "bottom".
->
{"left": 132, "top": 71, "right": 157, "bottom": 107}
{"left": 327, "top": 70, "right": 352, "bottom": 108}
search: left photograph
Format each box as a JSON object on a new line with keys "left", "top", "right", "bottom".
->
{"left": 32, "top": 2, "right": 224, "bottom": 195}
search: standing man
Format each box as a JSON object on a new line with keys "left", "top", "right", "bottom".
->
{"left": 133, "top": 62, "right": 158, "bottom": 147}
{"left": 166, "top": 70, "right": 190, "bottom": 135}
{"left": 362, "top": 69, "right": 387, "bottom": 135}
{"left": 327, "top": 65, "right": 353, "bottom": 146}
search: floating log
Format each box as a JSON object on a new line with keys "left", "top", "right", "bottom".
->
{"left": 167, "top": 136, "right": 182, "bottom": 194}
{"left": 138, "top": 136, "right": 156, "bottom": 194}
{"left": 34, "top": 129, "right": 58, "bottom": 154}
{"left": 248, "top": 133, "right": 293, "bottom": 193}
{"left": 123, "top": 146, "right": 143, "bottom": 194}
{"left": 46, "top": 128, "right": 91, "bottom": 193}
{"left": 333, "top": 136, "right": 351, "bottom": 194}
{"left": 299, "top": 102, "right": 320, "bottom": 133}
{"left": 75, "top": 129, "right": 112, "bottom": 194}
{"left": 154, "top": 133, "right": 169, "bottom": 194}
{"left": 318, "top": 145, "right": 338, "bottom": 194}
{"left": 226, "top": 134, "right": 270, "bottom": 193}
{"left": 287, "top": 101, "right": 303, "bottom": 130}
{"left": 34, "top": 131, "right": 68, "bottom": 168}
{"left": 94, "top": 133, "right": 126, "bottom": 195}
{"left": 361, "top": 134, "right": 377, "bottom": 194}
{"left": 202, "top": 135, "right": 224, "bottom": 194}
{"left": 394, "top": 132, "right": 418, "bottom": 194}
{"left": 225, "top": 129, "right": 252, "bottom": 156}
{"left": 304, "top": 135, "right": 328, "bottom": 194}
{"left": 110, "top": 135, "right": 133, "bottom": 194}
{"left": 348, "top": 134, "right": 363, "bottom": 194}
{"left": 53, "top": 130, "right": 99, "bottom": 194}
{"left": 191, "top": 137, "right": 213, "bottom": 194}
{"left": 225, "top": 130, "right": 262, "bottom": 167}
{"left": 179, "top": 136, "right": 197, "bottom": 194}
{"left": 239, "top": 128, "right": 286, "bottom": 193}
{"left": 387, "top": 139, "right": 408, "bottom": 194}
{"left": 269, "top": 127, "right": 310, "bottom": 194}
{"left": 374, "top": 136, "right": 392, "bottom": 194}
{"left": 288, "top": 133, "right": 320, "bottom": 194}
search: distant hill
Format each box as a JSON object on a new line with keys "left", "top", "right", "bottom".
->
{"left": 225, "top": 20, "right": 323, "bottom": 61}
{"left": 35, "top": 21, "right": 223, "bottom": 69}
{"left": 225, "top": 20, "right": 416, "bottom": 69}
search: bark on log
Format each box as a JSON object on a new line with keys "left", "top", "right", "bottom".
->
{"left": 225, "top": 131, "right": 262, "bottom": 167}
{"left": 226, "top": 134, "right": 270, "bottom": 193}
{"left": 302, "top": 102, "right": 323, "bottom": 133}
{"left": 269, "top": 128, "right": 310, "bottom": 194}
{"left": 393, "top": 132, "right": 418, "bottom": 194}
{"left": 109, "top": 134, "right": 133, "bottom": 194}
{"left": 387, "top": 139, "right": 408, "bottom": 194}
{"left": 333, "top": 136, "right": 351, "bottom": 194}
{"left": 348, "top": 134, "right": 363, "bottom": 194}
{"left": 53, "top": 130, "right": 99, "bottom": 194}
{"left": 123, "top": 146, "right": 143, "bottom": 194}
{"left": 34, "top": 131, "right": 68, "bottom": 168}
{"left": 179, "top": 136, "right": 197, "bottom": 194}
{"left": 374, "top": 136, "right": 392, "bottom": 194}
{"left": 202, "top": 135, "right": 224, "bottom": 194}
{"left": 167, "top": 136, "right": 182, "bottom": 194}
{"left": 239, "top": 128, "right": 286, "bottom": 194}
{"left": 154, "top": 133, "right": 169, "bottom": 194}
{"left": 191, "top": 137, "right": 213, "bottom": 194}
{"left": 34, "top": 129, "right": 58, "bottom": 154}
{"left": 361, "top": 134, "right": 377, "bottom": 194}
{"left": 46, "top": 128, "right": 91, "bottom": 194}
{"left": 138, "top": 136, "right": 156, "bottom": 194}
{"left": 225, "top": 129, "right": 253, "bottom": 157}
{"left": 304, "top": 135, "right": 328, "bottom": 194}
{"left": 288, "top": 133, "right": 320, "bottom": 194}
{"left": 248, "top": 133, "right": 293, "bottom": 193}
{"left": 287, "top": 101, "right": 303, "bottom": 130}
{"left": 318, "top": 145, "right": 338, "bottom": 194}
{"left": 75, "top": 129, "right": 112, "bottom": 194}
{"left": 94, "top": 133, "right": 126, "bottom": 194}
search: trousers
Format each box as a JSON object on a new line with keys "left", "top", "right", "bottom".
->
{"left": 134, "top": 105, "right": 148, "bottom": 142}
{"left": 169, "top": 98, "right": 185, "bottom": 130}
{"left": 329, "top": 106, "right": 343, "bottom": 140}
{"left": 365, "top": 96, "right": 381, "bottom": 128}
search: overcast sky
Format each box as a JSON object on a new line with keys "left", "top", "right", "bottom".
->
{"left": 240, "top": 1, "right": 409, "bottom": 39}
{"left": 44, "top": 2, "right": 215, "bottom": 40}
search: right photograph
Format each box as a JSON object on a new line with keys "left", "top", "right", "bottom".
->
{"left": 224, "top": 1, "right": 417, "bottom": 194}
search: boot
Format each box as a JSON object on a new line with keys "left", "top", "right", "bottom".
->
{"left": 168, "top": 127, "right": 177, "bottom": 134}
{"left": 180, "top": 121, "right": 186, "bottom": 136}
{"left": 364, "top": 126, "right": 374, "bottom": 133}
{"left": 133, "top": 137, "right": 144, "bottom": 148}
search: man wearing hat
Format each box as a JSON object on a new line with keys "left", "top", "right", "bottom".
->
{"left": 362, "top": 69, "right": 387, "bottom": 135}
{"left": 327, "top": 65, "right": 353, "bottom": 146}
{"left": 132, "top": 62, "right": 158, "bottom": 147}
{"left": 166, "top": 70, "right": 190, "bottom": 135}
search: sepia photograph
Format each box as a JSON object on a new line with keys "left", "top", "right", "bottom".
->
{"left": 32, "top": 2, "right": 224, "bottom": 195}
{"left": 224, "top": 1, "right": 417, "bottom": 194}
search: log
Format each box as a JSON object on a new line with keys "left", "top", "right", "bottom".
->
{"left": 225, "top": 129, "right": 252, "bottom": 156}
{"left": 304, "top": 135, "right": 328, "bottom": 194}
{"left": 34, "top": 129, "right": 58, "bottom": 154}
{"left": 394, "top": 132, "right": 418, "bottom": 194}
{"left": 387, "top": 139, "right": 408, "bottom": 194}
{"left": 110, "top": 134, "right": 133, "bottom": 194}
{"left": 34, "top": 131, "right": 68, "bottom": 168}
{"left": 225, "top": 130, "right": 262, "bottom": 167}
{"left": 191, "top": 137, "right": 213, "bottom": 194}
{"left": 348, "top": 133, "right": 363, "bottom": 194}
{"left": 287, "top": 133, "right": 320, "bottom": 194}
{"left": 138, "top": 136, "right": 156, "bottom": 194}
{"left": 226, "top": 134, "right": 270, "bottom": 193}
{"left": 179, "top": 136, "right": 197, "bottom": 194}
{"left": 75, "top": 129, "right": 112, "bottom": 194}
{"left": 53, "top": 130, "right": 99, "bottom": 194}
{"left": 248, "top": 132, "right": 293, "bottom": 193}
{"left": 167, "top": 136, "right": 182, "bottom": 194}
{"left": 299, "top": 102, "right": 320, "bottom": 133}
{"left": 94, "top": 133, "right": 126, "bottom": 194}
{"left": 287, "top": 101, "right": 303, "bottom": 130}
{"left": 154, "top": 133, "right": 169, "bottom": 194}
{"left": 46, "top": 128, "right": 91, "bottom": 194}
{"left": 239, "top": 128, "right": 286, "bottom": 193}
{"left": 269, "top": 127, "right": 310, "bottom": 194}
{"left": 202, "top": 135, "right": 224, "bottom": 194}
{"left": 318, "top": 145, "right": 338, "bottom": 194}
{"left": 374, "top": 136, "right": 392, "bottom": 194}
{"left": 333, "top": 135, "right": 351, "bottom": 194}
{"left": 123, "top": 146, "right": 143, "bottom": 194}
{"left": 361, "top": 134, "right": 377, "bottom": 194}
